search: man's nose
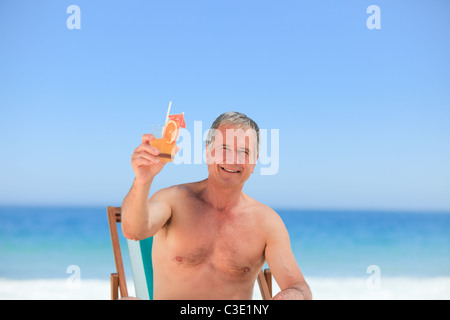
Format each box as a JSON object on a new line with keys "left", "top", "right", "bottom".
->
{"left": 231, "top": 150, "right": 247, "bottom": 165}
{"left": 225, "top": 149, "right": 236, "bottom": 165}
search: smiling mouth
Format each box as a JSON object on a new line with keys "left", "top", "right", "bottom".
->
{"left": 220, "top": 166, "right": 241, "bottom": 173}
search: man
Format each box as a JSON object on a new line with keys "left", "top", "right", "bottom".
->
{"left": 121, "top": 112, "right": 311, "bottom": 300}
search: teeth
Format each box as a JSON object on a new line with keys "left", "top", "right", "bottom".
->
{"left": 222, "top": 167, "right": 239, "bottom": 173}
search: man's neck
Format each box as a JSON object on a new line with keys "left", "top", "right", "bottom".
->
{"left": 203, "top": 178, "right": 244, "bottom": 212}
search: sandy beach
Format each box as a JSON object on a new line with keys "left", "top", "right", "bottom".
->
{"left": 1, "top": 277, "right": 449, "bottom": 300}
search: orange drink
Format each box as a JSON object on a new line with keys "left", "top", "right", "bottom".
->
{"left": 150, "top": 139, "right": 175, "bottom": 163}
{"left": 150, "top": 112, "right": 185, "bottom": 163}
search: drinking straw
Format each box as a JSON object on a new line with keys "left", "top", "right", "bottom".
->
{"left": 165, "top": 101, "right": 172, "bottom": 124}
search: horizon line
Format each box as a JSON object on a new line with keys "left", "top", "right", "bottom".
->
{"left": 0, "top": 204, "right": 449, "bottom": 214}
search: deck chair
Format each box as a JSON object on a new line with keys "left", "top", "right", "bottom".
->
{"left": 107, "top": 206, "right": 273, "bottom": 300}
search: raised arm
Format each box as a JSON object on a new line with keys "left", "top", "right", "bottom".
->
{"left": 122, "top": 183, "right": 173, "bottom": 240}
{"left": 264, "top": 211, "right": 312, "bottom": 300}
{"left": 121, "top": 133, "right": 172, "bottom": 240}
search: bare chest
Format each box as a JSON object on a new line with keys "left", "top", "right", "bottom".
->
{"left": 154, "top": 205, "right": 266, "bottom": 278}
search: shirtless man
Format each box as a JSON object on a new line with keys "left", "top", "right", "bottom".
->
{"left": 121, "top": 112, "right": 311, "bottom": 300}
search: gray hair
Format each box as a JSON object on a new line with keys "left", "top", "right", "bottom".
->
{"left": 206, "top": 111, "right": 260, "bottom": 157}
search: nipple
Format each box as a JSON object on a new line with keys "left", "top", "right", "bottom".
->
{"left": 243, "top": 267, "right": 249, "bottom": 273}
{"left": 175, "top": 256, "right": 183, "bottom": 263}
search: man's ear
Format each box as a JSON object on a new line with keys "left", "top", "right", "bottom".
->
{"left": 252, "top": 155, "right": 259, "bottom": 174}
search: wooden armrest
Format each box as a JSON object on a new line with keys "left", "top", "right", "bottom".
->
{"left": 111, "top": 273, "right": 141, "bottom": 300}
{"left": 110, "top": 273, "right": 119, "bottom": 300}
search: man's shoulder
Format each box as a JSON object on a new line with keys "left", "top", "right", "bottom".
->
{"left": 243, "top": 196, "right": 286, "bottom": 240}
{"left": 153, "top": 180, "right": 204, "bottom": 199}
{"left": 244, "top": 195, "right": 280, "bottom": 220}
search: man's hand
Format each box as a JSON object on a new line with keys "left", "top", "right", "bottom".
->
{"left": 131, "top": 134, "right": 165, "bottom": 185}
{"left": 272, "top": 287, "right": 308, "bottom": 300}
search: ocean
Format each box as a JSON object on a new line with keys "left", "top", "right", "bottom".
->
{"left": 1, "top": 206, "right": 449, "bottom": 299}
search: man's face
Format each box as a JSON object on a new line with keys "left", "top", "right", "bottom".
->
{"left": 206, "top": 125, "right": 258, "bottom": 188}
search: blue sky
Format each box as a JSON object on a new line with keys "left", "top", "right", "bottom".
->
{"left": 1, "top": 0, "right": 449, "bottom": 211}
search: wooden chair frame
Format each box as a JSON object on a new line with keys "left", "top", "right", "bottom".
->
{"left": 107, "top": 206, "right": 273, "bottom": 300}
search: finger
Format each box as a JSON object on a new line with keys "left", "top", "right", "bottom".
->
{"left": 133, "top": 155, "right": 160, "bottom": 166}
{"left": 135, "top": 143, "right": 160, "bottom": 156}
{"left": 141, "top": 134, "right": 155, "bottom": 144}
{"left": 134, "top": 157, "right": 153, "bottom": 167}
{"left": 133, "top": 151, "right": 160, "bottom": 163}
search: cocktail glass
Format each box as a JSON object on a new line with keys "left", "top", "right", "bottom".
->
{"left": 150, "top": 124, "right": 177, "bottom": 163}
